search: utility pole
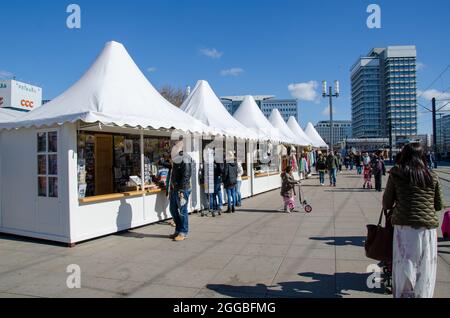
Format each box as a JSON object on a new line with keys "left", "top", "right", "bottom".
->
{"left": 322, "top": 81, "right": 340, "bottom": 151}
{"left": 432, "top": 97, "right": 437, "bottom": 156}
{"left": 388, "top": 117, "right": 393, "bottom": 162}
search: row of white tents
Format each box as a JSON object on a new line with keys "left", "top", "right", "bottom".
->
{"left": 0, "top": 41, "right": 328, "bottom": 149}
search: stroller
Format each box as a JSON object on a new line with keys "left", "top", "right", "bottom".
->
{"left": 297, "top": 182, "right": 313, "bottom": 213}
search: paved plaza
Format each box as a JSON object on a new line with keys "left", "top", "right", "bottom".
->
{"left": 0, "top": 169, "right": 449, "bottom": 298}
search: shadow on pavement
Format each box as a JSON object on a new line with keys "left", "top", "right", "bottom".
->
{"left": 0, "top": 233, "right": 66, "bottom": 247}
{"left": 206, "top": 272, "right": 386, "bottom": 298}
{"left": 310, "top": 236, "right": 366, "bottom": 247}
{"left": 114, "top": 231, "right": 171, "bottom": 239}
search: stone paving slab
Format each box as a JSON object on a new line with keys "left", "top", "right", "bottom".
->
{"left": 0, "top": 168, "right": 449, "bottom": 298}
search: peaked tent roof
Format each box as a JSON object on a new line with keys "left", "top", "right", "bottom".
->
{"left": 233, "top": 95, "right": 281, "bottom": 142}
{"left": 286, "top": 117, "right": 314, "bottom": 147}
{"left": 0, "top": 108, "right": 26, "bottom": 122}
{"left": 268, "top": 109, "right": 298, "bottom": 145}
{"left": 181, "top": 80, "right": 258, "bottom": 140}
{"left": 305, "top": 122, "right": 329, "bottom": 148}
{"left": 0, "top": 41, "right": 212, "bottom": 134}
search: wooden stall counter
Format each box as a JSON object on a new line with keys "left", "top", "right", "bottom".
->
{"left": 79, "top": 187, "right": 163, "bottom": 204}
{"left": 254, "top": 171, "right": 280, "bottom": 178}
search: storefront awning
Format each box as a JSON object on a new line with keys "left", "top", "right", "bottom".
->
{"left": 0, "top": 41, "right": 214, "bottom": 135}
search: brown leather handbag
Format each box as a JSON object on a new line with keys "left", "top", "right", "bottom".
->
{"left": 365, "top": 209, "right": 394, "bottom": 262}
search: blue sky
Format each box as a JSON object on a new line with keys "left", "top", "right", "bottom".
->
{"left": 1, "top": 0, "right": 450, "bottom": 133}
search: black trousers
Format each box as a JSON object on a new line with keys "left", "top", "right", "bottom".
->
{"left": 374, "top": 174, "right": 382, "bottom": 191}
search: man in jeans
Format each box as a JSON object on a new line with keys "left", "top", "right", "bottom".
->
{"left": 326, "top": 151, "right": 339, "bottom": 187}
{"left": 169, "top": 143, "right": 193, "bottom": 242}
{"left": 223, "top": 151, "right": 238, "bottom": 213}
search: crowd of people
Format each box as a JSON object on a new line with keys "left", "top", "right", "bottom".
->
{"left": 313, "top": 150, "right": 386, "bottom": 191}
{"left": 163, "top": 140, "right": 444, "bottom": 299}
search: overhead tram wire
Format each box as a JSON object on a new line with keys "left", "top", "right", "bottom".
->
{"left": 417, "top": 64, "right": 450, "bottom": 100}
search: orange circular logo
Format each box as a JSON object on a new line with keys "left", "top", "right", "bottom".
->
{"left": 21, "top": 100, "right": 34, "bottom": 108}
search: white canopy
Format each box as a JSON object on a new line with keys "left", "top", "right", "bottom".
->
{"left": 233, "top": 95, "right": 281, "bottom": 142}
{"left": 286, "top": 117, "right": 314, "bottom": 147}
{"left": 181, "top": 80, "right": 258, "bottom": 140}
{"left": 305, "top": 122, "right": 329, "bottom": 149}
{"left": 0, "top": 108, "right": 26, "bottom": 122}
{"left": 268, "top": 109, "right": 298, "bottom": 145}
{"left": 0, "top": 41, "right": 212, "bottom": 134}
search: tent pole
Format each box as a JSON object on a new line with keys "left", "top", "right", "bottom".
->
{"left": 140, "top": 129, "right": 145, "bottom": 193}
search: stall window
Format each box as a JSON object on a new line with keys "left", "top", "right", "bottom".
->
{"left": 37, "top": 131, "right": 58, "bottom": 198}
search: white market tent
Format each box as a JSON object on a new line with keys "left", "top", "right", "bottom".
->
{"left": 268, "top": 109, "right": 298, "bottom": 145}
{"left": 0, "top": 108, "right": 26, "bottom": 122}
{"left": 287, "top": 116, "right": 314, "bottom": 147}
{"left": 0, "top": 41, "right": 212, "bottom": 134}
{"left": 305, "top": 122, "right": 329, "bottom": 149}
{"left": 233, "top": 95, "right": 282, "bottom": 142}
{"left": 181, "top": 80, "right": 258, "bottom": 140}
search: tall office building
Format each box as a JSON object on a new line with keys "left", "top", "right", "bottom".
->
{"left": 221, "top": 96, "right": 298, "bottom": 122}
{"left": 315, "top": 120, "right": 352, "bottom": 146}
{"left": 351, "top": 46, "right": 418, "bottom": 143}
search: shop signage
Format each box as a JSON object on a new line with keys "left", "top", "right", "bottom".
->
{"left": 0, "top": 80, "right": 42, "bottom": 111}
{"left": 21, "top": 100, "right": 34, "bottom": 108}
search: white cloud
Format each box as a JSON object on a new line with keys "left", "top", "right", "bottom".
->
{"left": 416, "top": 62, "right": 426, "bottom": 71}
{"left": 147, "top": 67, "right": 157, "bottom": 73}
{"left": 220, "top": 68, "right": 244, "bottom": 77}
{"left": 0, "top": 70, "right": 13, "bottom": 79}
{"left": 288, "top": 81, "right": 319, "bottom": 102}
{"left": 322, "top": 105, "right": 337, "bottom": 116}
{"left": 200, "top": 48, "right": 223, "bottom": 59}
{"left": 418, "top": 89, "right": 450, "bottom": 110}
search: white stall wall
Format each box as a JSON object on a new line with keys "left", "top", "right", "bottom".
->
{"left": 0, "top": 125, "right": 72, "bottom": 242}
{"left": 253, "top": 174, "right": 282, "bottom": 195}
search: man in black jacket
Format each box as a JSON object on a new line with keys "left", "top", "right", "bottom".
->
{"left": 372, "top": 150, "right": 386, "bottom": 192}
{"left": 169, "top": 143, "right": 193, "bottom": 242}
{"left": 223, "top": 151, "right": 238, "bottom": 213}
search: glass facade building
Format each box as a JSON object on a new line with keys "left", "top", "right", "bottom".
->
{"left": 221, "top": 96, "right": 298, "bottom": 122}
{"left": 351, "top": 46, "right": 418, "bottom": 142}
{"left": 315, "top": 120, "right": 352, "bottom": 146}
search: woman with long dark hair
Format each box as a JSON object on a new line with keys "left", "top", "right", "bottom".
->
{"left": 383, "top": 143, "right": 444, "bottom": 298}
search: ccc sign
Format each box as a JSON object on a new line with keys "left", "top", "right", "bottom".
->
{"left": 21, "top": 100, "right": 34, "bottom": 108}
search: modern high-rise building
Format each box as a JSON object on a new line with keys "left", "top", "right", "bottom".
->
{"left": 221, "top": 96, "right": 298, "bottom": 122}
{"left": 351, "top": 46, "right": 418, "bottom": 143}
{"left": 315, "top": 120, "right": 352, "bottom": 146}
{"left": 437, "top": 115, "right": 450, "bottom": 154}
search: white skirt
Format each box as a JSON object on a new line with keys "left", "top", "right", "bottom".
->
{"left": 393, "top": 225, "right": 438, "bottom": 298}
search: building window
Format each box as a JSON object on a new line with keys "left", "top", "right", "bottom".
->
{"left": 37, "top": 131, "right": 58, "bottom": 198}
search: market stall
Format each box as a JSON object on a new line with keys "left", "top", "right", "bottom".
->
{"left": 287, "top": 117, "right": 315, "bottom": 179}
{"left": 0, "top": 41, "right": 214, "bottom": 244}
{"left": 233, "top": 96, "right": 284, "bottom": 195}
{"left": 305, "top": 122, "right": 329, "bottom": 149}
{"left": 181, "top": 80, "right": 258, "bottom": 204}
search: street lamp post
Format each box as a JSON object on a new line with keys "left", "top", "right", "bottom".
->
{"left": 322, "top": 80, "right": 340, "bottom": 150}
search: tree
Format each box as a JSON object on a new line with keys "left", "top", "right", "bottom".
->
{"left": 159, "top": 85, "right": 187, "bottom": 107}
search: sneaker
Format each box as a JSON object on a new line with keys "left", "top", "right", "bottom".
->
{"left": 174, "top": 234, "right": 187, "bottom": 242}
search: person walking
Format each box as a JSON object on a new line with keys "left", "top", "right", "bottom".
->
{"left": 372, "top": 151, "right": 386, "bottom": 192}
{"left": 355, "top": 152, "right": 362, "bottom": 175}
{"left": 362, "top": 152, "right": 372, "bottom": 189}
{"left": 316, "top": 152, "right": 327, "bottom": 186}
{"left": 169, "top": 142, "right": 193, "bottom": 242}
{"left": 326, "top": 151, "right": 339, "bottom": 187}
{"left": 383, "top": 143, "right": 443, "bottom": 298}
{"left": 349, "top": 153, "right": 355, "bottom": 171}
{"left": 223, "top": 151, "right": 238, "bottom": 213}
{"left": 213, "top": 160, "right": 224, "bottom": 213}
{"left": 235, "top": 161, "right": 244, "bottom": 207}
{"left": 158, "top": 153, "right": 176, "bottom": 227}
{"left": 337, "top": 153, "right": 343, "bottom": 173}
